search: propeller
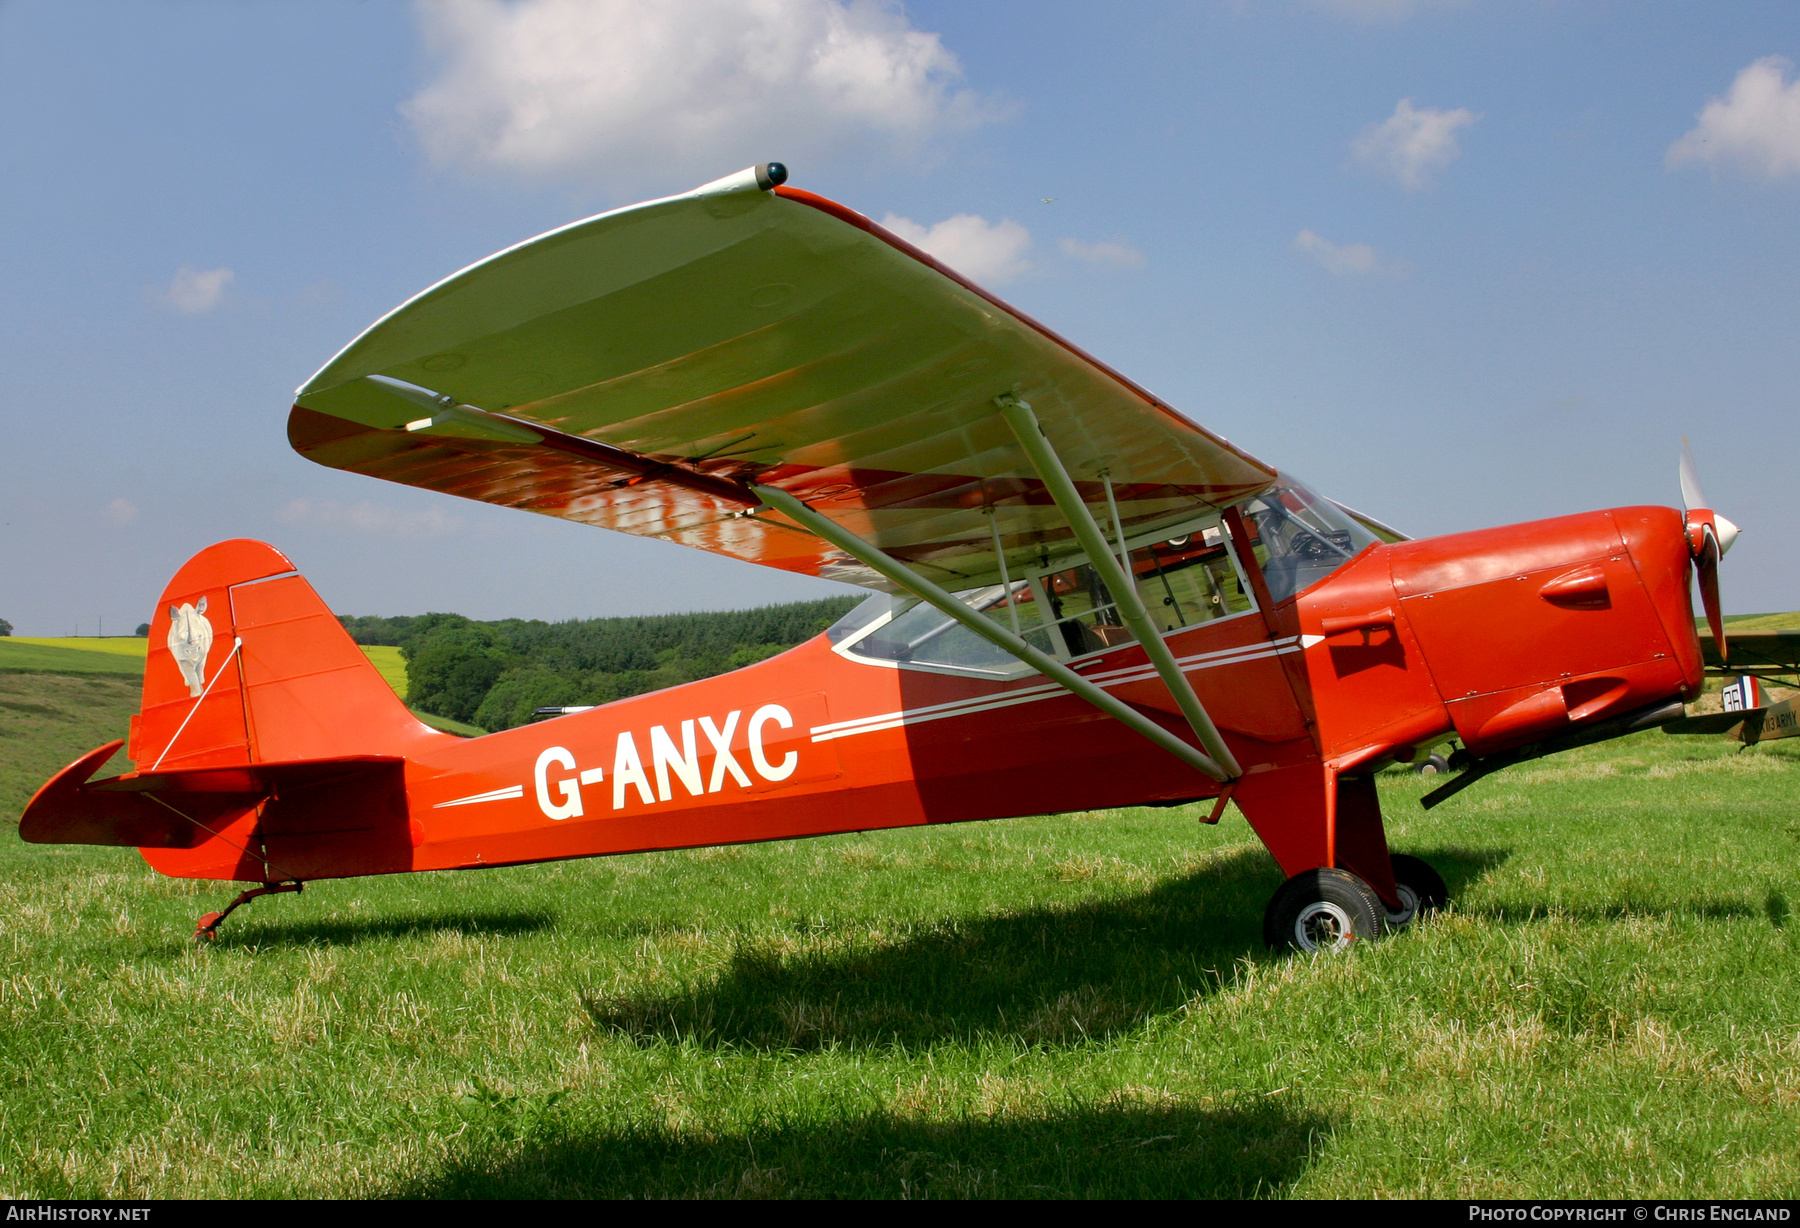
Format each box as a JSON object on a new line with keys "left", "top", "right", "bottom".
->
{"left": 1679, "top": 438, "right": 1740, "bottom": 662}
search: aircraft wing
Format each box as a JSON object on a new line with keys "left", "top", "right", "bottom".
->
{"left": 290, "top": 167, "right": 1276, "bottom": 592}
{"left": 1697, "top": 629, "right": 1800, "bottom": 676}
{"left": 1661, "top": 710, "right": 1752, "bottom": 736}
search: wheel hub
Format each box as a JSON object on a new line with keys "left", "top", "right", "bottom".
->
{"left": 1293, "top": 900, "right": 1356, "bottom": 952}
{"left": 1385, "top": 884, "right": 1420, "bottom": 929}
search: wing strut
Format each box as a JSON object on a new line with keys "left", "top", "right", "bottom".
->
{"left": 994, "top": 395, "right": 1242, "bottom": 780}
{"left": 753, "top": 458, "right": 1238, "bottom": 782}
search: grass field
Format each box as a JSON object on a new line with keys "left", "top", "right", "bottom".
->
{"left": 1720, "top": 613, "right": 1800, "bottom": 631}
{"left": 3, "top": 667, "right": 1799, "bottom": 1198}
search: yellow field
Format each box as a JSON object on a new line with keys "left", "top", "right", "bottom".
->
{"left": 2, "top": 637, "right": 407, "bottom": 698}
{"left": 360, "top": 645, "right": 407, "bottom": 695}
{"left": 11, "top": 636, "right": 148, "bottom": 656}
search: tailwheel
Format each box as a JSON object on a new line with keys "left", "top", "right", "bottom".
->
{"left": 1263, "top": 868, "right": 1385, "bottom": 953}
{"left": 1383, "top": 854, "right": 1448, "bottom": 931}
{"left": 193, "top": 881, "right": 303, "bottom": 944}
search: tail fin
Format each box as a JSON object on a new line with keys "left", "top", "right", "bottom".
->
{"left": 24, "top": 540, "right": 444, "bottom": 883}
{"left": 135, "top": 538, "right": 429, "bottom": 770}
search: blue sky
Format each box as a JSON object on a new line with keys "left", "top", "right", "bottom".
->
{"left": 1, "top": 0, "right": 1795, "bottom": 634}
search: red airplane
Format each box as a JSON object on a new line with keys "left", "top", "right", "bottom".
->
{"left": 21, "top": 165, "right": 1740, "bottom": 953}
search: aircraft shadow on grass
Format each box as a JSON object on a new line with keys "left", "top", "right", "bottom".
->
{"left": 399, "top": 1097, "right": 1333, "bottom": 1199}
{"left": 578, "top": 845, "right": 1508, "bottom": 1053}
{"left": 175, "top": 908, "right": 559, "bottom": 953}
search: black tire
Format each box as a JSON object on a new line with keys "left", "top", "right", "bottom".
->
{"left": 1411, "top": 753, "right": 1451, "bottom": 776}
{"left": 1263, "top": 868, "right": 1386, "bottom": 953}
{"left": 1384, "top": 853, "right": 1449, "bottom": 930}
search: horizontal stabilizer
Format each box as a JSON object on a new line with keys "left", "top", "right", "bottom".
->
{"left": 87, "top": 755, "right": 402, "bottom": 794}
{"left": 21, "top": 739, "right": 405, "bottom": 850}
{"left": 19, "top": 741, "right": 191, "bottom": 848}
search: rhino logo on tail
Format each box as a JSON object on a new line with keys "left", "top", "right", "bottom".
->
{"left": 167, "top": 596, "right": 214, "bottom": 697}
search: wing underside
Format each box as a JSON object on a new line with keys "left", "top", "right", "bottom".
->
{"left": 291, "top": 168, "right": 1277, "bottom": 592}
{"left": 1698, "top": 630, "right": 1800, "bottom": 676}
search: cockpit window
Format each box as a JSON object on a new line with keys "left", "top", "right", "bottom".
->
{"left": 826, "top": 511, "right": 1263, "bottom": 677}
{"left": 1239, "top": 477, "right": 1378, "bottom": 604}
{"left": 829, "top": 582, "right": 1055, "bottom": 676}
{"left": 1127, "top": 526, "right": 1253, "bottom": 632}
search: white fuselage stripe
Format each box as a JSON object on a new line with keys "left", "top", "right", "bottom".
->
{"left": 426, "top": 638, "right": 1307, "bottom": 805}
{"left": 810, "top": 637, "right": 1303, "bottom": 743}
{"left": 435, "top": 785, "right": 526, "bottom": 808}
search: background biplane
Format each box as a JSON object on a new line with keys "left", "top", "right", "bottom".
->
{"left": 1662, "top": 633, "right": 1800, "bottom": 747}
{"left": 20, "top": 165, "right": 1745, "bottom": 952}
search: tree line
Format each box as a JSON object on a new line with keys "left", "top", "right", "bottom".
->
{"left": 338, "top": 597, "right": 861, "bottom": 733}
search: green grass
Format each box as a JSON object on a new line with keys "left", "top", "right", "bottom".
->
{"left": 411, "top": 709, "right": 483, "bottom": 737}
{"left": 1719, "top": 613, "right": 1800, "bottom": 631}
{"left": 3, "top": 671, "right": 1800, "bottom": 1198}
{"left": 0, "top": 673, "right": 138, "bottom": 814}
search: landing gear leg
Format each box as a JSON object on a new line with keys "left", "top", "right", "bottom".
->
{"left": 195, "top": 881, "right": 303, "bottom": 944}
{"left": 1262, "top": 868, "right": 1385, "bottom": 953}
{"left": 1382, "top": 854, "right": 1448, "bottom": 931}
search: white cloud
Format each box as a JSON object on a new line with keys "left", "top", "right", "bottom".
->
{"left": 1292, "top": 229, "right": 1405, "bottom": 276}
{"left": 162, "top": 266, "right": 234, "bottom": 313}
{"left": 103, "top": 498, "right": 138, "bottom": 527}
{"left": 403, "top": 0, "right": 1004, "bottom": 192}
{"left": 1059, "top": 237, "right": 1145, "bottom": 269}
{"left": 1667, "top": 56, "right": 1800, "bottom": 181}
{"left": 1308, "top": 0, "right": 1467, "bottom": 22}
{"left": 1351, "top": 98, "right": 1479, "bottom": 190}
{"left": 880, "top": 213, "right": 1032, "bottom": 286}
{"left": 278, "top": 498, "right": 463, "bottom": 537}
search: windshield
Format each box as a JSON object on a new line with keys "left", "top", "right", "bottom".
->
{"left": 1239, "top": 477, "right": 1378, "bottom": 603}
{"left": 826, "top": 512, "right": 1263, "bottom": 675}
{"left": 829, "top": 582, "right": 1055, "bottom": 675}
{"left": 825, "top": 592, "right": 905, "bottom": 645}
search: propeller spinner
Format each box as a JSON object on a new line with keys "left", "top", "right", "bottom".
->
{"left": 1680, "top": 437, "right": 1739, "bottom": 662}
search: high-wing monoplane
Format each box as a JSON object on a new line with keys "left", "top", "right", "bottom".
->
{"left": 22, "top": 165, "right": 1741, "bottom": 952}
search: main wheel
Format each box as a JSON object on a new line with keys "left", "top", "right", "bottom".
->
{"left": 1411, "top": 752, "right": 1451, "bottom": 776}
{"left": 1263, "top": 868, "right": 1385, "bottom": 953}
{"left": 1383, "top": 853, "right": 1449, "bottom": 930}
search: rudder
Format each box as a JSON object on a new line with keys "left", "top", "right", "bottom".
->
{"left": 134, "top": 539, "right": 431, "bottom": 770}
